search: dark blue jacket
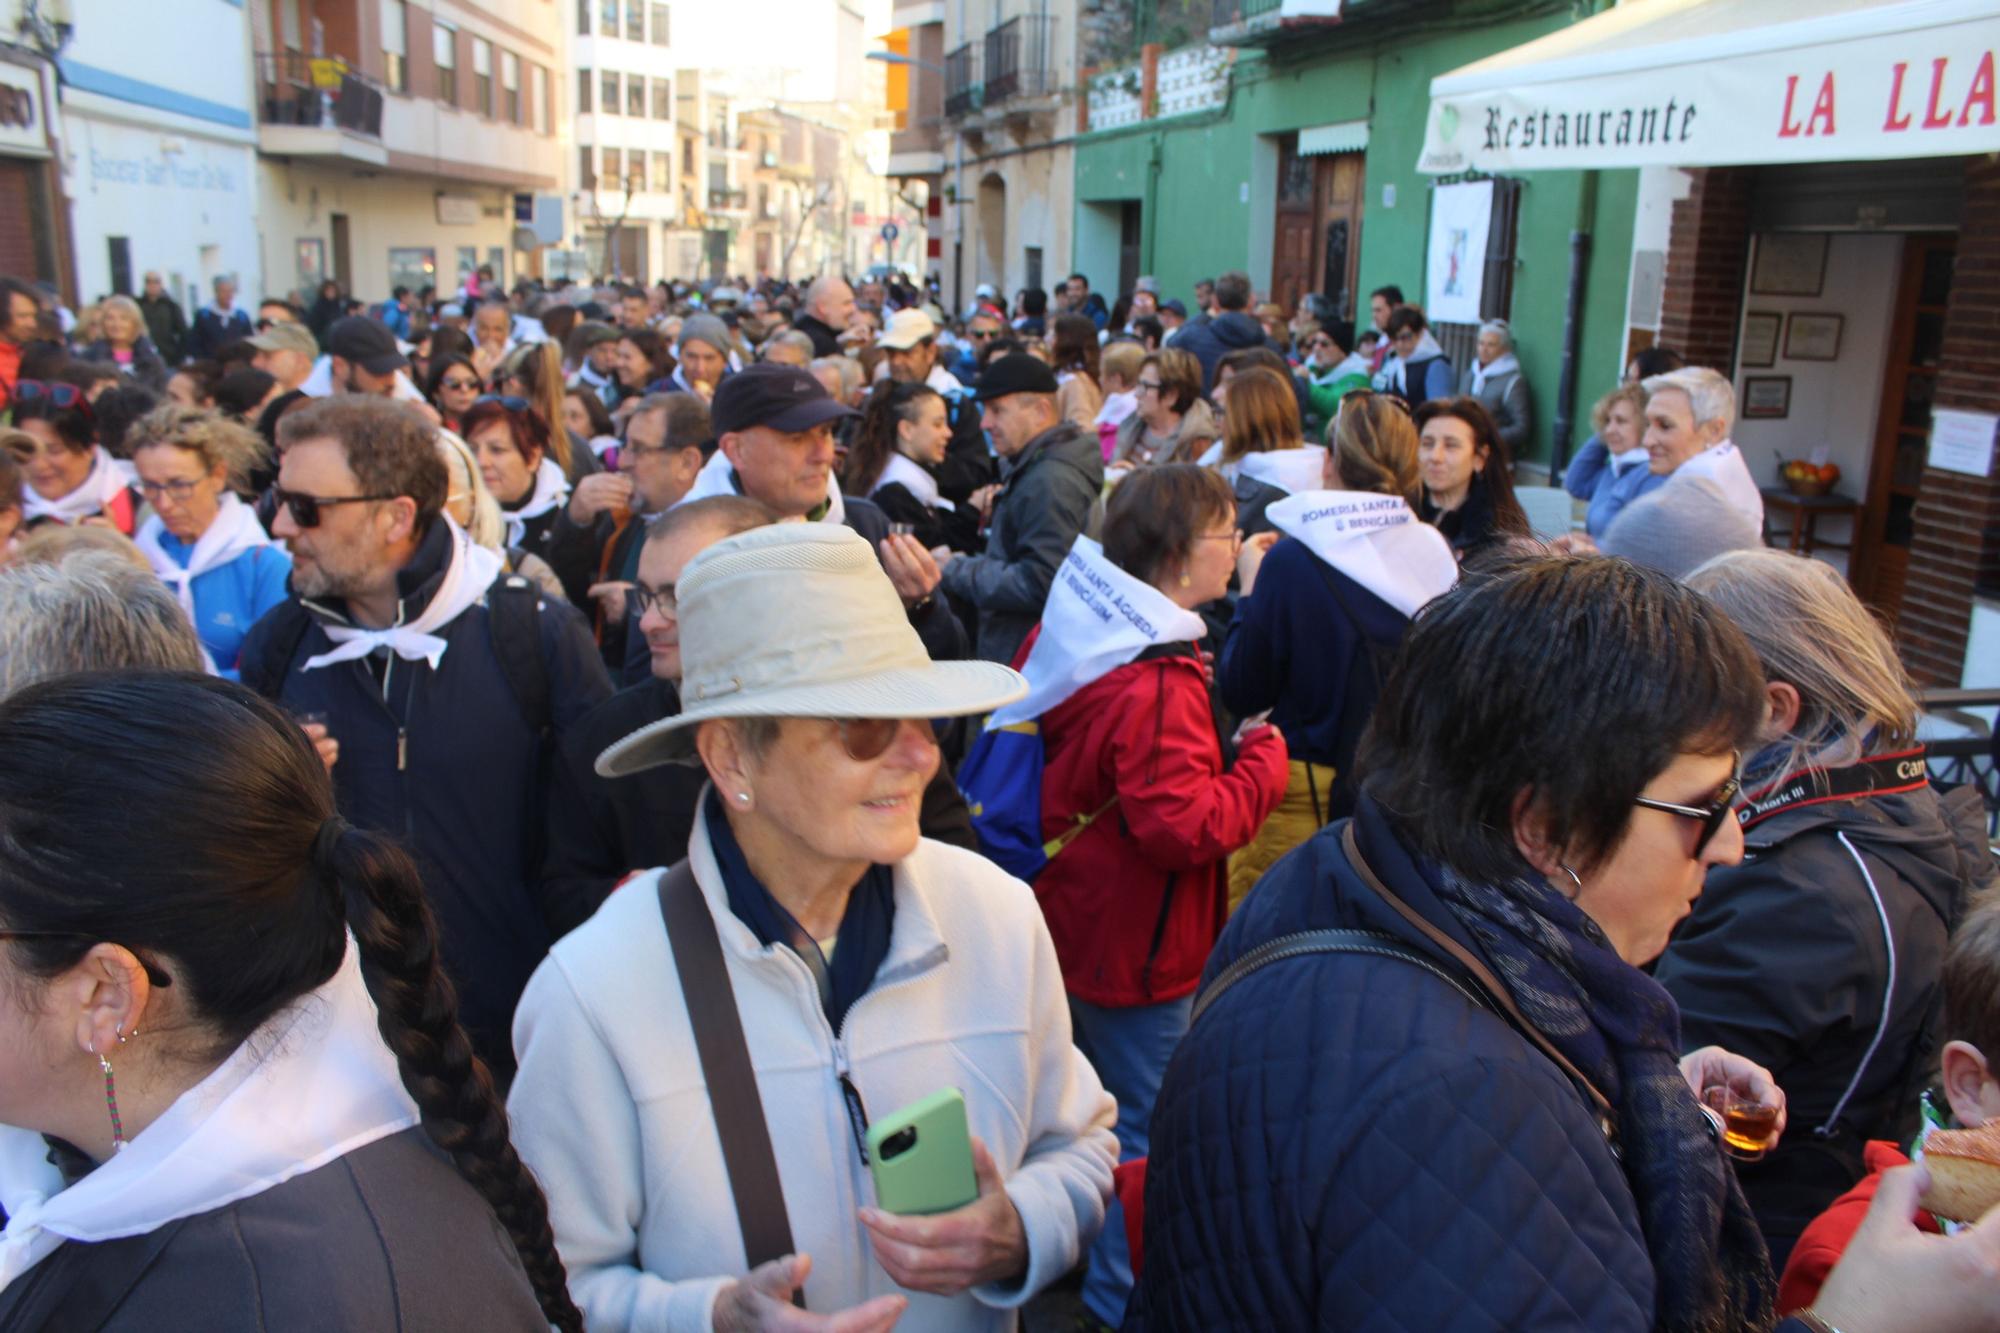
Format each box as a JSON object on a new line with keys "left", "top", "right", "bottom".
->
{"left": 1564, "top": 433, "right": 1667, "bottom": 538}
{"left": 188, "top": 304, "right": 254, "bottom": 360}
{"left": 238, "top": 520, "right": 614, "bottom": 1071}
{"left": 1128, "top": 800, "right": 1658, "bottom": 1331}
{"left": 1169, "top": 311, "right": 1276, "bottom": 393}
{"left": 1218, "top": 538, "right": 1408, "bottom": 785}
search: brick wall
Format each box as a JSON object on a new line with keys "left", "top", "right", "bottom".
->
{"left": 1897, "top": 158, "right": 2000, "bottom": 686}
{"left": 1657, "top": 167, "right": 1752, "bottom": 371}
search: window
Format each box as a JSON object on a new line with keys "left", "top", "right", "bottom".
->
{"left": 432, "top": 22, "right": 457, "bottom": 104}
{"left": 579, "top": 145, "right": 596, "bottom": 190}
{"left": 502, "top": 51, "right": 520, "bottom": 123}
{"left": 487, "top": 247, "right": 505, "bottom": 286}
{"left": 681, "top": 137, "right": 694, "bottom": 175}
{"left": 652, "top": 77, "right": 671, "bottom": 120}
{"left": 1024, "top": 246, "right": 1043, "bottom": 293}
{"left": 626, "top": 73, "right": 645, "bottom": 118}
{"left": 387, "top": 248, "right": 437, "bottom": 296}
{"left": 602, "top": 147, "right": 622, "bottom": 186}
{"left": 472, "top": 38, "right": 492, "bottom": 116}
{"left": 530, "top": 64, "right": 548, "bottom": 133}
{"left": 626, "top": 0, "right": 644, "bottom": 41}
{"left": 381, "top": 0, "right": 407, "bottom": 93}
{"left": 631, "top": 153, "right": 649, "bottom": 192}
{"left": 456, "top": 247, "right": 478, "bottom": 290}
{"left": 577, "top": 0, "right": 590, "bottom": 35}
{"left": 654, "top": 151, "right": 671, "bottom": 193}
{"left": 578, "top": 66, "right": 592, "bottom": 113}
{"left": 601, "top": 70, "right": 619, "bottom": 114}
{"left": 600, "top": 0, "right": 617, "bottom": 36}
{"left": 650, "top": 2, "right": 669, "bottom": 45}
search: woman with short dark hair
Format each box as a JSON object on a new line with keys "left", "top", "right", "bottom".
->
{"left": 1376, "top": 303, "right": 1454, "bottom": 406}
{"left": 11, "top": 382, "right": 139, "bottom": 535}
{"left": 1111, "top": 348, "right": 1214, "bottom": 472}
{"left": 1135, "top": 555, "right": 1789, "bottom": 1331}
{"left": 1413, "top": 395, "right": 1531, "bottom": 556}
{"left": 0, "top": 672, "right": 579, "bottom": 1330}
{"left": 460, "top": 398, "right": 569, "bottom": 566}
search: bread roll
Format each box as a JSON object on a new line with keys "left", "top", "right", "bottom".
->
{"left": 1922, "top": 1120, "right": 2000, "bottom": 1223}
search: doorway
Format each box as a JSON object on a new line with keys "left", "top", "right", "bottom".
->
{"left": 976, "top": 173, "right": 1006, "bottom": 293}
{"left": 1852, "top": 234, "right": 1955, "bottom": 625}
{"left": 1117, "top": 201, "right": 1142, "bottom": 299}
{"left": 1270, "top": 136, "right": 1364, "bottom": 321}
{"left": 330, "top": 212, "right": 352, "bottom": 293}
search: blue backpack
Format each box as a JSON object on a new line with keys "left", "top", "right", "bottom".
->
{"left": 957, "top": 718, "right": 1118, "bottom": 882}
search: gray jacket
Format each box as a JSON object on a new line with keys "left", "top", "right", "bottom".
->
{"left": 0, "top": 1128, "right": 548, "bottom": 1331}
{"left": 1458, "top": 362, "right": 1533, "bottom": 456}
{"left": 942, "top": 421, "right": 1104, "bottom": 665}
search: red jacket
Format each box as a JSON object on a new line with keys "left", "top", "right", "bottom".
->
{"left": 1024, "top": 631, "right": 1288, "bottom": 1007}
{"left": 1778, "top": 1140, "right": 1940, "bottom": 1314}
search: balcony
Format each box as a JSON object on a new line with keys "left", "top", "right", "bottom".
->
{"left": 944, "top": 41, "right": 981, "bottom": 118}
{"left": 254, "top": 51, "right": 388, "bottom": 165}
{"left": 983, "top": 14, "right": 1056, "bottom": 105}
{"left": 1208, "top": 0, "right": 1345, "bottom": 47}
{"left": 707, "top": 186, "right": 748, "bottom": 211}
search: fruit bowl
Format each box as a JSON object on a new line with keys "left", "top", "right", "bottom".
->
{"left": 1778, "top": 459, "right": 1839, "bottom": 497}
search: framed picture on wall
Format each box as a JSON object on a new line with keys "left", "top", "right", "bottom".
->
{"left": 1741, "top": 312, "right": 1782, "bottom": 368}
{"left": 1742, "top": 376, "right": 1792, "bottom": 420}
{"left": 1785, "top": 312, "right": 1845, "bottom": 361}
{"left": 1751, "top": 233, "right": 1829, "bottom": 296}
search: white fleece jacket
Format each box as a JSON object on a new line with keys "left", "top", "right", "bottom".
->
{"left": 508, "top": 807, "right": 1119, "bottom": 1332}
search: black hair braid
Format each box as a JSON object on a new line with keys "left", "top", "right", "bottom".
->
{"left": 329, "top": 827, "right": 584, "bottom": 1333}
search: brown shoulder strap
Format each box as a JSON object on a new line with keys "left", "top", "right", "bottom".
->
{"left": 1340, "top": 823, "right": 1617, "bottom": 1123}
{"left": 658, "top": 860, "right": 804, "bottom": 1302}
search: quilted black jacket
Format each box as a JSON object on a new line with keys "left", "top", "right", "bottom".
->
{"left": 1127, "top": 800, "right": 1659, "bottom": 1331}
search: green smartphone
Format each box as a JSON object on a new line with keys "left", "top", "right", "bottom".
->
{"left": 864, "top": 1087, "right": 979, "bottom": 1216}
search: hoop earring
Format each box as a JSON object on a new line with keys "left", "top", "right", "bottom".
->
{"left": 1557, "top": 864, "right": 1584, "bottom": 901}
{"left": 89, "top": 1039, "right": 127, "bottom": 1152}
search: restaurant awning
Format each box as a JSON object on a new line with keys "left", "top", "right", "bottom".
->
{"left": 1417, "top": 0, "right": 2000, "bottom": 174}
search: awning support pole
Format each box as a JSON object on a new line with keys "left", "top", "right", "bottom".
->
{"left": 1550, "top": 169, "right": 1597, "bottom": 475}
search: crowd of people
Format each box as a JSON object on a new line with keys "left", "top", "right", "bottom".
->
{"left": 0, "top": 257, "right": 1996, "bottom": 1333}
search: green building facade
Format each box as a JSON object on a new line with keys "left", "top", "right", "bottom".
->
{"left": 1072, "top": 1, "right": 1638, "bottom": 470}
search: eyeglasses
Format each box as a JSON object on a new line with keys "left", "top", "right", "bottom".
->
{"left": 0, "top": 930, "right": 173, "bottom": 987}
{"left": 1136, "top": 379, "right": 1163, "bottom": 394}
{"left": 834, "top": 716, "right": 936, "bottom": 763}
{"left": 137, "top": 476, "right": 208, "bottom": 503}
{"left": 1633, "top": 755, "right": 1742, "bottom": 857}
{"left": 1194, "top": 530, "right": 1244, "bottom": 549}
{"left": 439, "top": 376, "right": 481, "bottom": 393}
{"left": 272, "top": 486, "right": 398, "bottom": 529}
{"left": 628, "top": 581, "right": 676, "bottom": 618}
{"left": 476, "top": 394, "right": 531, "bottom": 412}
{"left": 14, "top": 379, "right": 88, "bottom": 412}
{"left": 967, "top": 327, "right": 998, "bottom": 341}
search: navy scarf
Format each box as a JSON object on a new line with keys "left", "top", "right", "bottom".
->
{"left": 703, "top": 790, "right": 895, "bottom": 1034}
{"left": 1420, "top": 852, "right": 1777, "bottom": 1333}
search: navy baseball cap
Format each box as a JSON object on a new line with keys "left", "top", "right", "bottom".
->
{"left": 326, "top": 316, "right": 407, "bottom": 374}
{"left": 710, "top": 362, "right": 859, "bottom": 435}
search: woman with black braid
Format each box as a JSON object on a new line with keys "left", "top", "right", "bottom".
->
{"left": 0, "top": 671, "right": 582, "bottom": 1331}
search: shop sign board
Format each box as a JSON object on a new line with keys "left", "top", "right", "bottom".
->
{"left": 0, "top": 61, "right": 49, "bottom": 159}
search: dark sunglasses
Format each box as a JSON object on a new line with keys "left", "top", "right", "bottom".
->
{"left": 1633, "top": 755, "right": 1742, "bottom": 857}
{"left": 835, "top": 716, "right": 935, "bottom": 763}
{"left": 438, "top": 375, "right": 482, "bottom": 392}
{"left": 272, "top": 486, "right": 397, "bottom": 529}
{"left": 0, "top": 930, "right": 173, "bottom": 987}
{"left": 14, "top": 379, "right": 88, "bottom": 412}
{"left": 476, "top": 394, "right": 531, "bottom": 412}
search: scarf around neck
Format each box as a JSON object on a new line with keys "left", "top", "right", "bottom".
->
{"left": 1469, "top": 352, "right": 1519, "bottom": 397}
{"left": 21, "top": 448, "right": 132, "bottom": 526}
{"left": 300, "top": 515, "right": 504, "bottom": 673}
{"left": 1265, "top": 490, "right": 1458, "bottom": 617}
{"left": 873, "top": 451, "right": 952, "bottom": 511}
{"left": 133, "top": 492, "right": 273, "bottom": 619}
{"left": 1380, "top": 331, "right": 1445, "bottom": 395}
{"left": 679, "top": 449, "right": 846, "bottom": 525}
{"left": 1419, "top": 852, "right": 1776, "bottom": 1332}
{"left": 0, "top": 944, "right": 419, "bottom": 1289}
{"left": 500, "top": 456, "right": 571, "bottom": 546}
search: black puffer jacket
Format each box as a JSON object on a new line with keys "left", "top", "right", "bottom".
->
{"left": 1655, "top": 773, "right": 1992, "bottom": 1268}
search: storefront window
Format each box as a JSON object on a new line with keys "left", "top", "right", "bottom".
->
{"left": 387, "top": 247, "right": 436, "bottom": 297}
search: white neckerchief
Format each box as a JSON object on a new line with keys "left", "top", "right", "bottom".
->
{"left": 20, "top": 448, "right": 133, "bottom": 526}
{"left": 300, "top": 516, "right": 504, "bottom": 672}
{"left": 678, "top": 449, "right": 845, "bottom": 525}
{"left": 924, "top": 364, "right": 965, "bottom": 396}
{"left": 300, "top": 357, "right": 426, "bottom": 403}
{"left": 1469, "top": 352, "right": 1519, "bottom": 396}
{"left": 1610, "top": 445, "right": 1650, "bottom": 476}
{"left": 588, "top": 433, "right": 619, "bottom": 460}
{"left": 989, "top": 536, "right": 1206, "bottom": 727}
{"left": 133, "top": 493, "right": 274, "bottom": 620}
{"left": 1237, "top": 446, "right": 1329, "bottom": 496}
{"left": 0, "top": 945, "right": 418, "bottom": 1289}
{"left": 874, "top": 451, "right": 953, "bottom": 511}
{"left": 1379, "top": 331, "right": 1445, "bottom": 395}
{"left": 1266, "top": 490, "right": 1459, "bottom": 618}
{"left": 1312, "top": 351, "right": 1370, "bottom": 385}
{"left": 500, "top": 457, "right": 570, "bottom": 546}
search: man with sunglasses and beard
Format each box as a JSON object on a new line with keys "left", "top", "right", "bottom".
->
{"left": 237, "top": 395, "right": 612, "bottom": 1079}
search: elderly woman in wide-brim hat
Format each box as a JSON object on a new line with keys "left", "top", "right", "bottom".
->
{"left": 507, "top": 522, "right": 1117, "bottom": 1332}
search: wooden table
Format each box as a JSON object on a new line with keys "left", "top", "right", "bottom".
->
{"left": 1760, "top": 487, "right": 1860, "bottom": 556}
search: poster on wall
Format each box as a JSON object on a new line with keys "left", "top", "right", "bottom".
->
{"left": 1930, "top": 409, "right": 1997, "bottom": 479}
{"left": 1426, "top": 179, "right": 1493, "bottom": 325}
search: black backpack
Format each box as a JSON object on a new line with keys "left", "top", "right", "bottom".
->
{"left": 241, "top": 575, "right": 551, "bottom": 735}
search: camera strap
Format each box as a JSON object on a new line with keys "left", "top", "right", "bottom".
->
{"left": 1735, "top": 747, "right": 1929, "bottom": 833}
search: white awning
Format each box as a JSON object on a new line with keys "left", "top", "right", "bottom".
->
{"left": 1299, "top": 119, "right": 1370, "bottom": 155}
{"left": 1418, "top": 0, "right": 2000, "bottom": 174}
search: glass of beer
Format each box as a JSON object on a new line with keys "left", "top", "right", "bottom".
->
{"left": 1704, "top": 1083, "right": 1780, "bottom": 1161}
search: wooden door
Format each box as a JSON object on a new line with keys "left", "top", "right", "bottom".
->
{"left": 1851, "top": 234, "right": 1955, "bottom": 625}
{"left": 330, "top": 212, "right": 352, "bottom": 293}
{"left": 1271, "top": 135, "right": 1316, "bottom": 315}
{"left": 1316, "top": 151, "right": 1364, "bottom": 322}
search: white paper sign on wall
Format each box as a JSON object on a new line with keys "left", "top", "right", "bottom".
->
{"left": 1929, "top": 409, "right": 1997, "bottom": 479}
{"left": 1426, "top": 179, "right": 1492, "bottom": 326}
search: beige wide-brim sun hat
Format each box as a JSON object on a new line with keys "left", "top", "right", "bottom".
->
{"left": 595, "top": 523, "right": 1026, "bottom": 778}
